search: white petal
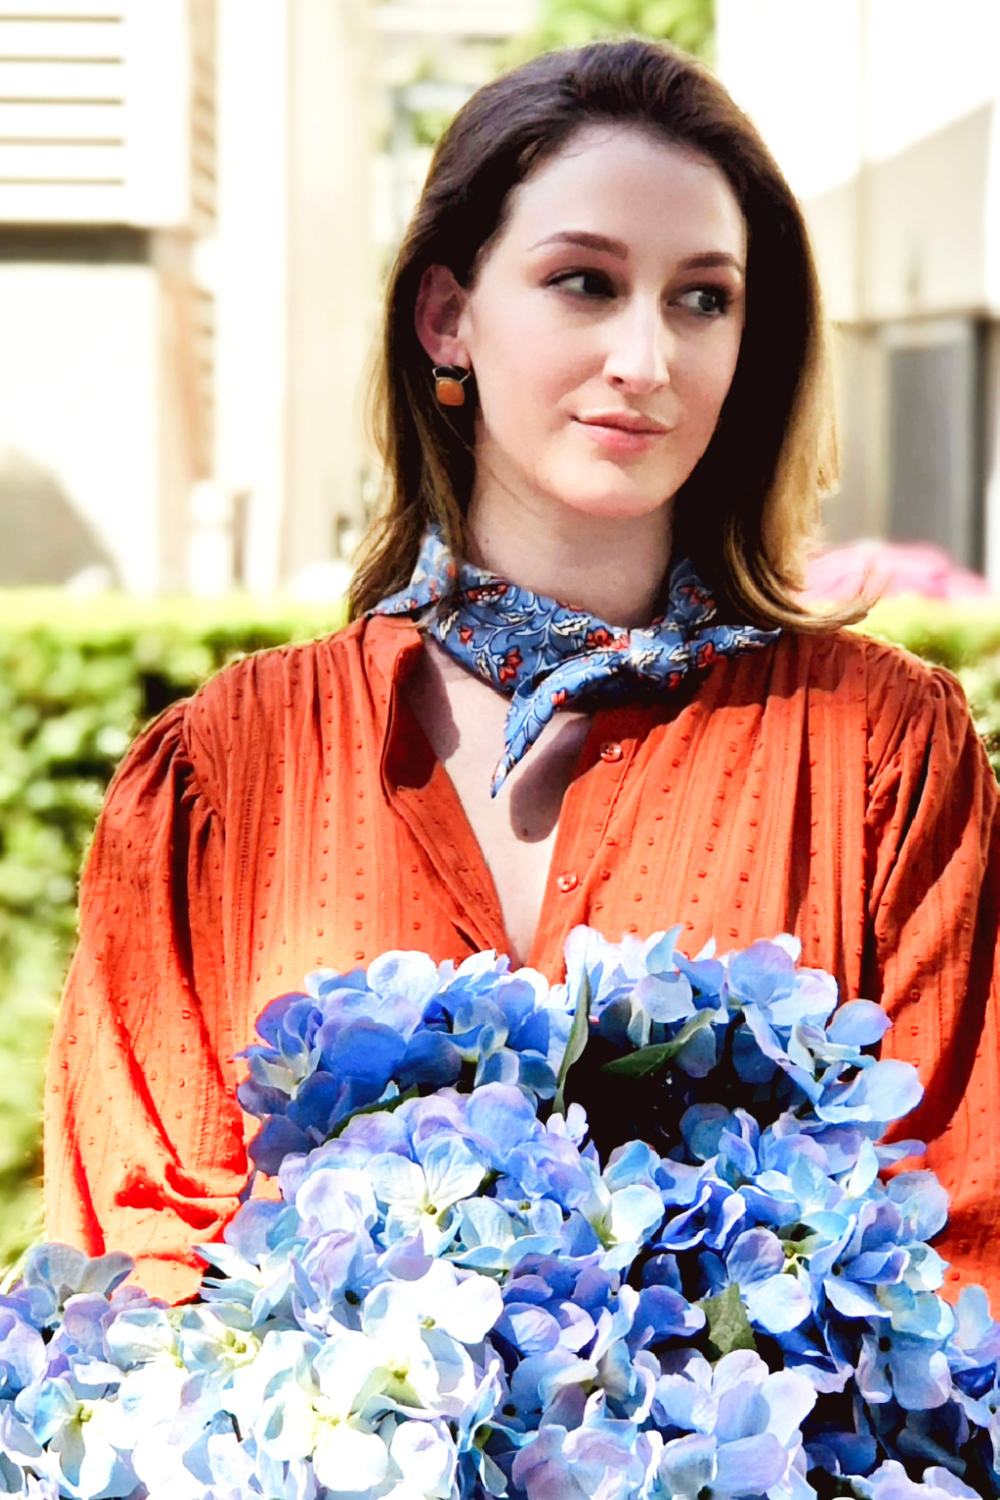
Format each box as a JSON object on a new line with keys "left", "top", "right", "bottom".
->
{"left": 363, "top": 1280, "right": 422, "bottom": 1341}
{"left": 436, "top": 1272, "right": 502, "bottom": 1345}
{"left": 760, "top": 1370, "right": 818, "bottom": 1446}
{"left": 256, "top": 1386, "right": 321, "bottom": 1460}
{"left": 368, "top": 1155, "right": 428, "bottom": 1211}
{"left": 608, "top": 1185, "right": 664, "bottom": 1245}
{"left": 314, "top": 1421, "right": 389, "bottom": 1492}
{"left": 314, "top": 1330, "right": 382, "bottom": 1416}
{"left": 421, "top": 1136, "right": 487, "bottom": 1211}
{"left": 745, "top": 1274, "right": 812, "bottom": 1335}
{"left": 389, "top": 1420, "right": 456, "bottom": 1497}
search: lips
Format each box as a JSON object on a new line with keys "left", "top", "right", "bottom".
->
{"left": 573, "top": 411, "right": 672, "bottom": 456}
{"left": 576, "top": 411, "right": 670, "bottom": 436}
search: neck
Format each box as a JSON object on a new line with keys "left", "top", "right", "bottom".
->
{"left": 466, "top": 481, "right": 672, "bottom": 630}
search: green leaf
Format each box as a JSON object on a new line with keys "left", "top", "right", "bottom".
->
{"left": 601, "top": 1007, "right": 714, "bottom": 1077}
{"left": 696, "top": 1283, "right": 757, "bottom": 1361}
{"left": 508, "top": 0, "right": 715, "bottom": 67}
{"left": 552, "top": 968, "right": 591, "bottom": 1117}
{"left": 326, "top": 1086, "right": 419, "bottom": 1140}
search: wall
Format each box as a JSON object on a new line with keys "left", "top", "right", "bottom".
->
{"left": 0, "top": 0, "right": 214, "bottom": 594}
{"left": 716, "top": 0, "right": 1000, "bottom": 322}
{"left": 0, "top": 260, "right": 161, "bottom": 591}
{"left": 716, "top": 0, "right": 1000, "bottom": 577}
{"left": 283, "top": 0, "right": 377, "bottom": 588}
{"left": 210, "top": 0, "right": 289, "bottom": 594}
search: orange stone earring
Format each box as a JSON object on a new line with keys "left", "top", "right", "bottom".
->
{"left": 433, "top": 365, "right": 471, "bottom": 408}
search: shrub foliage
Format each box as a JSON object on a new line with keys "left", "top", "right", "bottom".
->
{"left": 0, "top": 592, "right": 340, "bottom": 1268}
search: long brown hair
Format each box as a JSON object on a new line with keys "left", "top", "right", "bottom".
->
{"left": 350, "top": 38, "right": 854, "bottom": 630}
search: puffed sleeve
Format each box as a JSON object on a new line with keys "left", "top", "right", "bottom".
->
{"left": 43, "top": 700, "right": 248, "bottom": 1303}
{"left": 864, "top": 647, "right": 1000, "bottom": 1297}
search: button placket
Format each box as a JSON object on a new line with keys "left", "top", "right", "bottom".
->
{"left": 526, "top": 708, "right": 647, "bottom": 971}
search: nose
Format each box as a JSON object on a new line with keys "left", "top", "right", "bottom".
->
{"left": 602, "top": 295, "right": 672, "bottom": 395}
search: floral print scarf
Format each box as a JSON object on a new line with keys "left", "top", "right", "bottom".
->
{"left": 373, "top": 526, "right": 779, "bottom": 795}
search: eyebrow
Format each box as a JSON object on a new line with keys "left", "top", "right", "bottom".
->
{"left": 530, "top": 231, "right": 629, "bottom": 257}
{"left": 529, "top": 232, "right": 745, "bottom": 276}
{"left": 681, "top": 251, "right": 745, "bottom": 277}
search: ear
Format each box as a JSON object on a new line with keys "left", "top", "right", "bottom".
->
{"left": 414, "top": 265, "right": 471, "bottom": 368}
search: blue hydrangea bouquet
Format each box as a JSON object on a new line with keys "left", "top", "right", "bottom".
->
{"left": 4, "top": 926, "right": 1000, "bottom": 1500}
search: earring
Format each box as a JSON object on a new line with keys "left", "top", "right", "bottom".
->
{"left": 433, "top": 365, "right": 471, "bottom": 408}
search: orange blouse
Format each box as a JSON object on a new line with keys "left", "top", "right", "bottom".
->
{"left": 44, "top": 615, "right": 1000, "bottom": 1304}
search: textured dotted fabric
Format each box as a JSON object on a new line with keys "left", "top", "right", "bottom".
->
{"left": 44, "top": 615, "right": 1000, "bottom": 1304}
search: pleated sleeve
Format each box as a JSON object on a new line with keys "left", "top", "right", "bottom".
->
{"left": 863, "top": 647, "right": 1000, "bottom": 1295}
{"left": 43, "top": 699, "right": 247, "bottom": 1304}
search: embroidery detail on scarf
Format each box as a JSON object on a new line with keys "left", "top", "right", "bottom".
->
{"left": 374, "top": 525, "right": 779, "bottom": 795}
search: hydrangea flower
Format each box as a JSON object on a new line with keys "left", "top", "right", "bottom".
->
{"left": 651, "top": 1348, "right": 816, "bottom": 1500}
{"left": 6, "top": 923, "right": 1000, "bottom": 1500}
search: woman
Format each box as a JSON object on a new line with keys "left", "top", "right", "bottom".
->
{"left": 45, "top": 40, "right": 1000, "bottom": 1305}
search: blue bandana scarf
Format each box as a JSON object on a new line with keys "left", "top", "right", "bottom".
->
{"left": 374, "top": 526, "right": 779, "bottom": 796}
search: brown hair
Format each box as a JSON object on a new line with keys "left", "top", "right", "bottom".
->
{"left": 350, "top": 38, "right": 855, "bottom": 630}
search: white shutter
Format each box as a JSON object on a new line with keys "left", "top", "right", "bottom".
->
{"left": 0, "top": 0, "right": 213, "bottom": 227}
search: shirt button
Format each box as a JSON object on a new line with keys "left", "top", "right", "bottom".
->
{"left": 556, "top": 872, "right": 579, "bottom": 893}
{"left": 600, "top": 740, "right": 623, "bottom": 763}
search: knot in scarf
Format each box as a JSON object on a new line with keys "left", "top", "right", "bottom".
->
{"left": 373, "top": 526, "right": 779, "bottom": 796}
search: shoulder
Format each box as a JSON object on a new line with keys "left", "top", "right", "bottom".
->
{"left": 156, "top": 614, "right": 421, "bottom": 806}
{"left": 770, "top": 624, "right": 966, "bottom": 706}
{"left": 98, "top": 621, "right": 361, "bottom": 820}
{"left": 183, "top": 618, "right": 360, "bottom": 730}
{"left": 771, "top": 625, "right": 977, "bottom": 776}
{"left": 184, "top": 613, "right": 420, "bottom": 724}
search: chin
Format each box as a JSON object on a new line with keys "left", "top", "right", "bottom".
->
{"left": 550, "top": 476, "right": 674, "bottom": 523}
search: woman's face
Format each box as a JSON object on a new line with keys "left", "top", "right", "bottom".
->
{"left": 417, "top": 125, "right": 747, "bottom": 523}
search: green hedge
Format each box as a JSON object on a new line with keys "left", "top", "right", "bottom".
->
{"left": 861, "top": 596, "right": 1000, "bottom": 773}
{"left": 0, "top": 589, "right": 998, "bottom": 1270}
{"left": 0, "top": 592, "right": 342, "bottom": 1268}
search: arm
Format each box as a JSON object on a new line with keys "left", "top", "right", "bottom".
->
{"left": 864, "top": 647, "right": 1000, "bottom": 1298}
{"left": 43, "top": 700, "right": 247, "bottom": 1303}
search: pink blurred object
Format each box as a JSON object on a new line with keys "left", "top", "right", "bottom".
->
{"left": 802, "top": 540, "right": 992, "bottom": 605}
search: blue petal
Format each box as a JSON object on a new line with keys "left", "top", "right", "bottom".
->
{"left": 826, "top": 1000, "right": 891, "bottom": 1047}
{"left": 495, "top": 1302, "right": 562, "bottom": 1354}
{"left": 248, "top": 1115, "right": 309, "bottom": 1175}
{"left": 658, "top": 1434, "right": 717, "bottom": 1497}
{"left": 822, "top": 1059, "right": 924, "bottom": 1126}
{"left": 319, "top": 1018, "right": 407, "bottom": 1097}
{"left": 886, "top": 1171, "right": 949, "bottom": 1242}
{"left": 726, "top": 941, "right": 796, "bottom": 1007}
{"left": 630, "top": 1285, "right": 705, "bottom": 1348}
{"left": 253, "top": 991, "right": 313, "bottom": 1045}
{"left": 236, "top": 1077, "right": 292, "bottom": 1119}
{"left": 397, "top": 1030, "right": 463, "bottom": 1090}
{"left": 731, "top": 1022, "right": 778, "bottom": 1085}
{"left": 467, "top": 1083, "right": 539, "bottom": 1163}
{"left": 744, "top": 1273, "right": 811, "bottom": 1334}
{"left": 714, "top": 1433, "right": 788, "bottom": 1496}
{"left": 676, "top": 1023, "right": 718, "bottom": 1078}
{"left": 223, "top": 1199, "right": 288, "bottom": 1262}
{"left": 726, "top": 1228, "right": 784, "bottom": 1289}
{"left": 633, "top": 973, "right": 695, "bottom": 1024}
{"left": 287, "top": 1072, "right": 347, "bottom": 1134}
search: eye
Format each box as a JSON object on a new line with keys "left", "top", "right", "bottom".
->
{"left": 548, "top": 269, "right": 616, "bottom": 300}
{"left": 675, "top": 286, "right": 731, "bottom": 317}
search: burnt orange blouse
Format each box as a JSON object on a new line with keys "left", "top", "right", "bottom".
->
{"left": 44, "top": 615, "right": 1000, "bottom": 1304}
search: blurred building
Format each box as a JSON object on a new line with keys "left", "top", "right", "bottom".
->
{"left": 0, "top": 0, "right": 216, "bottom": 592}
{"left": 0, "top": 0, "right": 374, "bottom": 596}
{"left": 717, "top": 0, "right": 1000, "bottom": 587}
{"left": 0, "top": 0, "right": 533, "bottom": 596}
{"left": 213, "top": 0, "right": 375, "bottom": 597}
